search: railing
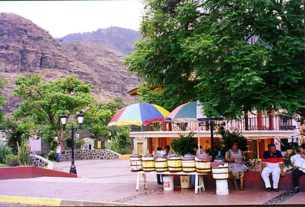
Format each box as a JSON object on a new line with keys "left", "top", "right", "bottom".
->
{"left": 130, "top": 115, "right": 298, "bottom": 132}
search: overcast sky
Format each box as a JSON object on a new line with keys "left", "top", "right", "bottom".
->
{"left": 0, "top": 0, "right": 144, "bottom": 38}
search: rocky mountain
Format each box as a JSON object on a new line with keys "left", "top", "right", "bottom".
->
{"left": 58, "top": 27, "right": 140, "bottom": 56}
{"left": 0, "top": 13, "right": 140, "bottom": 112}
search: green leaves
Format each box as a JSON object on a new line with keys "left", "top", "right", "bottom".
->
{"left": 14, "top": 75, "right": 94, "bottom": 144}
{"left": 83, "top": 101, "right": 123, "bottom": 140}
{"left": 170, "top": 132, "right": 196, "bottom": 156}
{"left": 127, "top": 0, "right": 305, "bottom": 118}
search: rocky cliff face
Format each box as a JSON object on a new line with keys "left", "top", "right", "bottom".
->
{"left": 61, "top": 41, "right": 140, "bottom": 103}
{"left": 58, "top": 27, "right": 140, "bottom": 56}
{"left": 0, "top": 13, "right": 140, "bottom": 112}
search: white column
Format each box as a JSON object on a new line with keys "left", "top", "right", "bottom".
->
{"left": 143, "top": 138, "right": 147, "bottom": 155}
{"left": 133, "top": 138, "right": 138, "bottom": 154}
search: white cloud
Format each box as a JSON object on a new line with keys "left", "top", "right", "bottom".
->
{"left": 0, "top": 0, "right": 144, "bottom": 38}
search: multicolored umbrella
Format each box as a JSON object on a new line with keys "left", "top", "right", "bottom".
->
{"left": 167, "top": 101, "right": 208, "bottom": 122}
{"left": 167, "top": 101, "right": 223, "bottom": 157}
{"left": 108, "top": 102, "right": 170, "bottom": 126}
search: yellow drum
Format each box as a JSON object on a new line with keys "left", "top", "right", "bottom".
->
{"left": 182, "top": 157, "right": 196, "bottom": 172}
{"left": 212, "top": 163, "right": 229, "bottom": 179}
{"left": 195, "top": 157, "right": 211, "bottom": 173}
{"left": 155, "top": 157, "right": 168, "bottom": 172}
{"left": 167, "top": 157, "right": 182, "bottom": 172}
{"left": 142, "top": 155, "right": 155, "bottom": 172}
{"left": 129, "top": 154, "right": 142, "bottom": 172}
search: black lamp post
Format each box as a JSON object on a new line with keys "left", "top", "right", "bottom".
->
{"left": 198, "top": 117, "right": 224, "bottom": 158}
{"left": 60, "top": 111, "right": 84, "bottom": 175}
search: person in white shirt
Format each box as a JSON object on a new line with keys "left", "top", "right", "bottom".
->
{"left": 56, "top": 143, "right": 62, "bottom": 162}
{"left": 291, "top": 143, "right": 305, "bottom": 193}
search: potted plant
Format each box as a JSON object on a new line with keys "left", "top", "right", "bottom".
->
{"left": 170, "top": 132, "right": 195, "bottom": 156}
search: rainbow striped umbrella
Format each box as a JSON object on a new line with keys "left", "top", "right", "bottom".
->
{"left": 108, "top": 103, "right": 170, "bottom": 126}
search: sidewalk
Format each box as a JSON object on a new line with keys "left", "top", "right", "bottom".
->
{"left": 0, "top": 160, "right": 303, "bottom": 206}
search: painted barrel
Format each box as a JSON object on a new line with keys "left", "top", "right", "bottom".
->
{"left": 212, "top": 163, "right": 229, "bottom": 179}
{"left": 155, "top": 157, "right": 168, "bottom": 172}
{"left": 195, "top": 157, "right": 211, "bottom": 173}
{"left": 129, "top": 154, "right": 142, "bottom": 172}
{"left": 167, "top": 157, "right": 182, "bottom": 172}
{"left": 142, "top": 155, "right": 155, "bottom": 172}
{"left": 142, "top": 156, "right": 155, "bottom": 172}
{"left": 182, "top": 157, "right": 196, "bottom": 172}
{"left": 163, "top": 176, "right": 174, "bottom": 191}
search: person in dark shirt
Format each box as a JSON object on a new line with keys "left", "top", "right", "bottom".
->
{"left": 261, "top": 143, "right": 284, "bottom": 192}
{"left": 165, "top": 145, "right": 170, "bottom": 156}
{"left": 156, "top": 147, "right": 163, "bottom": 185}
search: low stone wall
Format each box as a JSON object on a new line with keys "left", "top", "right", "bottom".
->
{"left": 60, "top": 149, "right": 120, "bottom": 161}
{"left": 30, "top": 154, "right": 54, "bottom": 169}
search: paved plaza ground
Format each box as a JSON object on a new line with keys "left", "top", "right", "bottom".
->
{"left": 0, "top": 159, "right": 304, "bottom": 206}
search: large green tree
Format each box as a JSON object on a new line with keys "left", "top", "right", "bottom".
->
{"left": 13, "top": 75, "right": 93, "bottom": 144}
{"left": 126, "top": 0, "right": 305, "bottom": 118}
{"left": 83, "top": 99, "right": 123, "bottom": 140}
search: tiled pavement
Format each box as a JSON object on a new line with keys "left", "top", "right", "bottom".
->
{"left": 0, "top": 160, "right": 304, "bottom": 206}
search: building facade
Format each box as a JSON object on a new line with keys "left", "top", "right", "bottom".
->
{"left": 129, "top": 111, "right": 302, "bottom": 159}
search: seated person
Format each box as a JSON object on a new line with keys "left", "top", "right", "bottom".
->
{"left": 291, "top": 143, "right": 305, "bottom": 193}
{"left": 261, "top": 143, "right": 284, "bottom": 192}
{"left": 191, "top": 144, "right": 209, "bottom": 186}
{"left": 164, "top": 145, "right": 171, "bottom": 156}
{"left": 225, "top": 142, "right": 247, "bottom": 190}
{"left": 192, "top": 144, "right": 206, "bottom": 156}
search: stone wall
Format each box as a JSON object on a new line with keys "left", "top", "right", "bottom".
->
{"left": 60, "top": 149, "right": 120, "bottom": 161}
{"left": 30, "top": 154, "right": 53, "bottom": 169}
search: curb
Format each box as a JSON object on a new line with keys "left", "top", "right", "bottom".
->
{"left": 0, "top": 195, "right": 61, "bottom": 206}
{"left": 0, "top": 195, "right": 136, "bottom": 206}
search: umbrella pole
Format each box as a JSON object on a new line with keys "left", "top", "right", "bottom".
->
{"left": 210, "top": 121, "right": 214, "bottom": 158}
{"left": 141, "top": 125, "right": 146, "bottom": 155}
{"left": 197, "top": 121, "right": 200, "bottom": 151}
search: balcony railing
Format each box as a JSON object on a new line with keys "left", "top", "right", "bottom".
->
{"left": 130, "top": 115, "right": 298, "bottom": 132}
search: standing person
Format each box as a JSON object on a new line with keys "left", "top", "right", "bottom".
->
{"left": 225, "top": 142, "right": 247, "bottom": 190}
{"left": 291, "top": 143, "right": 305, "bottom": 193}
{"left": 156, "top": 147, "right": 163, "bottom": 185}
{"left": 261, "top": 143, "right": 284, "bottom": 192}
{"left": 56, "top": 143, "right": 62, "bottom": 162}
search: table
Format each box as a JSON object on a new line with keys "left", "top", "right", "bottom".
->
{"left": 136, "top": 171, "right": 208, "bottom": 194}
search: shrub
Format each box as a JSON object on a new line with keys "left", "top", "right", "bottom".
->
{"left": 170, "top": 132, "right": 196, "bottom": 156}
{"left": 0, "top": 144, "right": 12, "bottom": 164}
{"left": 17, "top": 140, "right": 30, "bottom": 165}
{"left": 48, "top": 150, "right": 56, "bottom": 161}
{"left": 5, "top": 154, "right": 19, "bottom": 166}
{"left": 75, "top": 139, "right": 85, "bottom": 149}
{"left": 110, "top": 127, "right": 132, "bottom": 154}
{"left": 218, "top": 126, "right": 248, "bottom": 152}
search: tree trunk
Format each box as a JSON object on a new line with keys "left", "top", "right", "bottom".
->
{"left": 56, "top": 129, "right": 64, "bottom": 144}
{"left": 244, "top": 110, "right": 249, "bottom": 130}
{"left": 268, "top": 108, "right": 274, "bottom": 130}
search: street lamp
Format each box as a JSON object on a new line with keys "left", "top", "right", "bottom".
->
{"left": 198, "top": 117, "right": 224, "bottom": 158}
{"left": 60, "top": 111, "right": 84, "bottom": 175}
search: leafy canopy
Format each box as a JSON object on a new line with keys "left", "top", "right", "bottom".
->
{"left": 126, "top": 0, "right": 305, "bottom": 118}
{"left": 13, "top": 75, "right": 93, "bottom": 143}
{"left": 83, "top": 100, "right": 123, "bottom": 140}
